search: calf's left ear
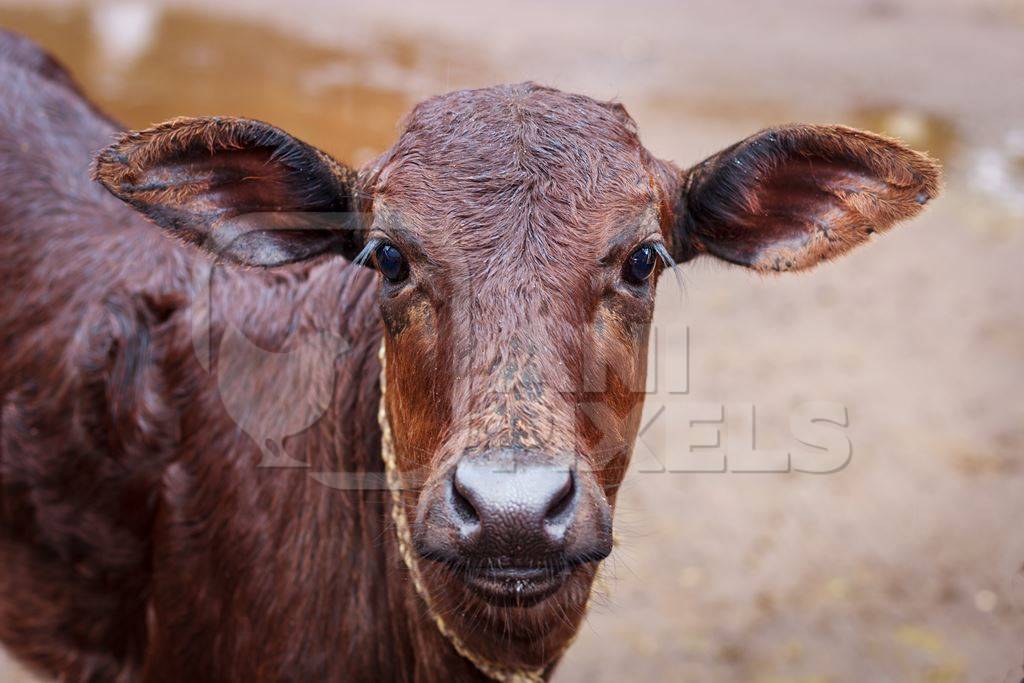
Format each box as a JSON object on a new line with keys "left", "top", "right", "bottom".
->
{"left": 94, "top": 117, "right": 366, "bottom": 267}
{"left": 672, "top": 125, "right": 941, "bottom": 272}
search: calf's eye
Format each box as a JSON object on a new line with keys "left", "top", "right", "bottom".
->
{"left": 624, "top": 244, "right": 657, "bottom": 284}
{"left": 373, "top": 243, "right": 408, "bottom": 283}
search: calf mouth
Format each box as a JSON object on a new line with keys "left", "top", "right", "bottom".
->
{"left": 460, "top": 564, "right": 570, "bottom": 606}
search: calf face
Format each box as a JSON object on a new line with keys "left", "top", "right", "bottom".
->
{"left": 94, "top": 82, "right": 939, "bottom": 665}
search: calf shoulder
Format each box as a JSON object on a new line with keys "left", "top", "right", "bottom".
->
{"left": 0, "top": 290, "right": 184, "bottom": 681}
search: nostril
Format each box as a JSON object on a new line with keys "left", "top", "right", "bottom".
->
{"left": 543, "top": 469, "right": 576, "bottom": 528}
{"left": 450, "top": 467, "right": 480, "bottom": 527}
{"left": 451, "top": 479, "right": 479, "bottom": 524}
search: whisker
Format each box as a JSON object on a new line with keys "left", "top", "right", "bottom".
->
{"left": 653, "top": 241, "right": 686, "bottom": 295}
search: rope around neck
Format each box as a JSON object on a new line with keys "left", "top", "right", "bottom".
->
{"left": 378, "top": 340, "right": 578, "bottom": 683}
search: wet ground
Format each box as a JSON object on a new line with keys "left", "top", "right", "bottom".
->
{"left": 1, "top": 0, "right": 1022, "bottom": 681}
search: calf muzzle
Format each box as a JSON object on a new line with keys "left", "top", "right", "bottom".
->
{"left": 414, "top": 448, "right": 613, "bottom": 603}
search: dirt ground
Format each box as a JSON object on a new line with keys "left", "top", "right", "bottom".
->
{"left": 1, "top": 0, "right": 1022, "bottom": 681}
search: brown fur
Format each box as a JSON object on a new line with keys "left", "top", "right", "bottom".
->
{"left": 0, "top": 30, "right": 939, "bottom": 682}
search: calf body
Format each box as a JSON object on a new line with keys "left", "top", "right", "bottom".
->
{"left": 0, "top": 31, "right": 938, "bottom": 683}
{"left": 0, "top": 32, "right": 446, "bottom": 682}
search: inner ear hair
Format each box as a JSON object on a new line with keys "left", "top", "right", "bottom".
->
{"left": 676, "top": 124, "right": 941, "bottom": 272}
{"left": 93, "top": 116, "right": 369, "bottom": 266}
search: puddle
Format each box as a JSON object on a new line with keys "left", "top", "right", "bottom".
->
{"left": 0, "top": 4, "right": 425, "bottom": 165}
{"left": 847, "top": 106, "right": 960, "bottom": 166}
{"left": 643, "top": 97, "right": 963, "bottom": 167}
{"left": 968, "top": 129, "right": 1024, "bottom": 215}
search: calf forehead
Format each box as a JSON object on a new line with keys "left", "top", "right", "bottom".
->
{"left": 373, "top": 83, "right": 656, "bottom": 251}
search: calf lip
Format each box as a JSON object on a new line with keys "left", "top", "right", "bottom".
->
{"left": 461, "top": 565, "right": 569, "bottom": 606}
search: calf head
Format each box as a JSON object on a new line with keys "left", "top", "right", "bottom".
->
{"left": 95, "top": 83, "right": 939, "bottom": 669}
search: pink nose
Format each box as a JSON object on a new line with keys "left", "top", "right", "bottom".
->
{"left": 451, "top": 455, "right": 576, "bottom": 556}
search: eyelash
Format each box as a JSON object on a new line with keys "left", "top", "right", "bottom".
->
{"left": 353, "top": 238, "right": 381, "bottom": 267}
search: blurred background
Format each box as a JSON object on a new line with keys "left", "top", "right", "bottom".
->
{"left": 1, "top": 0, "right": 1022, "bottom": 681}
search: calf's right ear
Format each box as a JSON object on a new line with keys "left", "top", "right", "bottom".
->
{"left": 93, "top": 117, "right": 367, "bottom": 267}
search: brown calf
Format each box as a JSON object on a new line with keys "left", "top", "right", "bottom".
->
{"left": 0, "top": 30, "right": 939, "bottom": 682}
